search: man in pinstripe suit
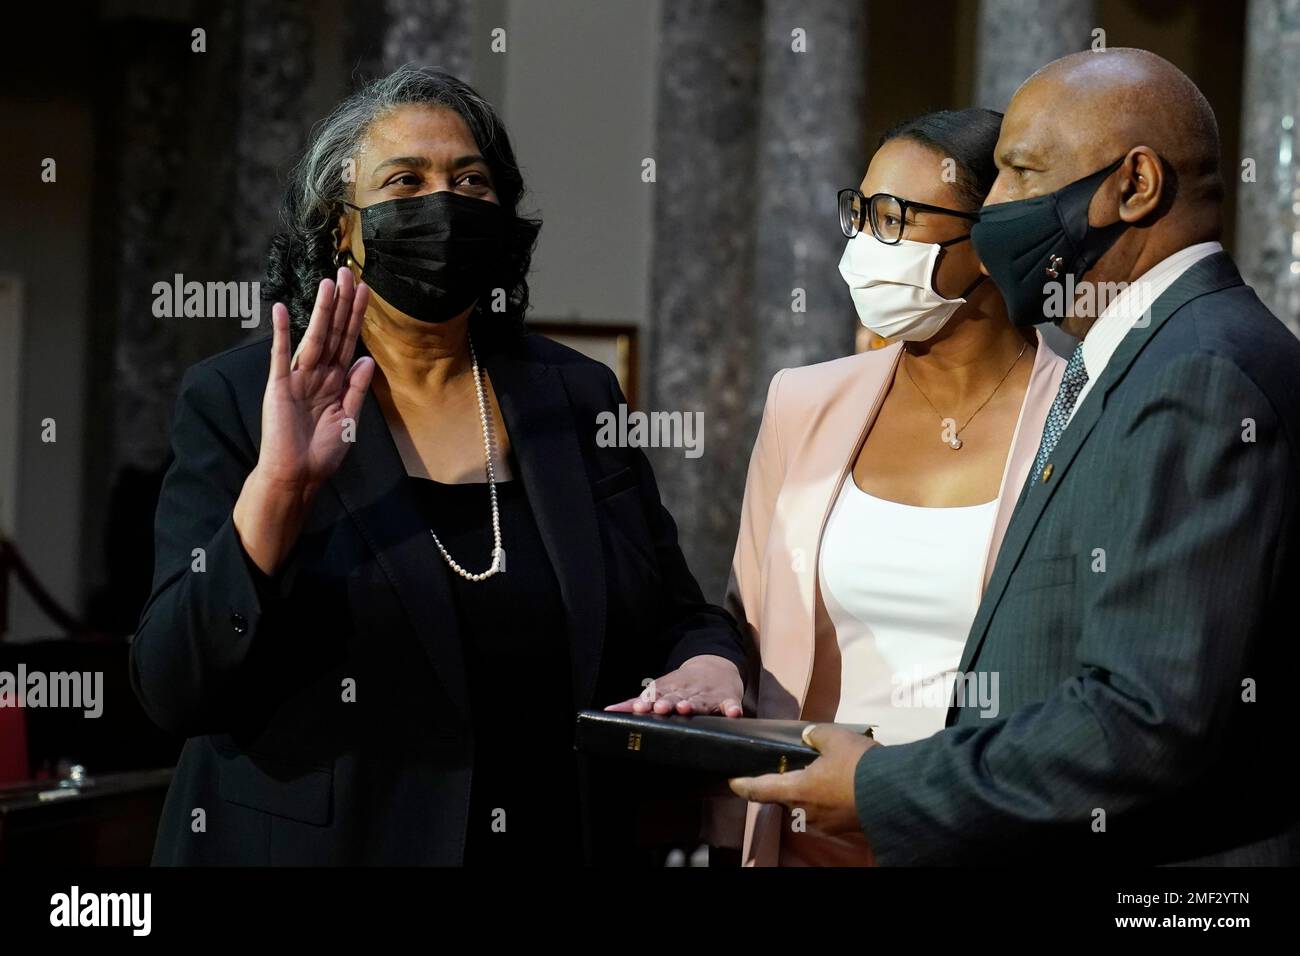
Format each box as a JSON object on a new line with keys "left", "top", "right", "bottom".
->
{"left": 732, "top": 49, "right": 1300, "bottom": 865}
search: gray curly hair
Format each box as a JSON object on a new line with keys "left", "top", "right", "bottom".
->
{"left": 263, "top": 66, "right": 541, "bottom": 343}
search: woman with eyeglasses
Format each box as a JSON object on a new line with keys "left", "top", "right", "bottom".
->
{"left": 718, "top": 109, "right": 1066, "bottom": 866}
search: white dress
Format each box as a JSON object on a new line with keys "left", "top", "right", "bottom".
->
{"left": 818, "top": 477, "right": 999, "bottom": 744}
{"left": 779, "top": 476, "right": 999, "bottom": 866}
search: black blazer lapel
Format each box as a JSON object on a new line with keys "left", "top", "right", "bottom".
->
{"left": 952, "top": 252, "right": 1245, "bottom": 689}
{"left": 484, "top": 343, "right": 607, "bottom": 711}
{"left": 326, "top": 339, "right": 470, "bottom": 723}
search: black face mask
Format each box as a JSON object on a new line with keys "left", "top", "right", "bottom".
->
{"left": 970, "top": 156, "right": 1129, "bottom": 327}
{"left": 343, "top": 191, "right": 508, "bottom": 323}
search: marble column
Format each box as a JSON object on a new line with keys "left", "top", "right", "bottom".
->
{"left": 752, "top": 0, "right": 866, "bottom": 376}
{"left": 973, "top": 0, "right": 1098, "bottom": 111}
{"left": 98, "top": 1, "right": 318, "bottom": 475}
{"left": 648, "top": 0, "right": 865, "bottom": 602}
{"left": 974, "top": 0, "right": 1096, "bottom": 358}
{"left": 647, "top": 1, "right": 762, "bottom": 605}
{"left": 346, "top": 0, "right": 473, "bottom": 82}
{"left": 81, "top": 9, "right": 239, "bottom": 625}
{"left": 82, "top": 1, "right": 318, "bottom": 625}
{"left": 97, "top": 33, "right": 205, "bottom": 477}
{"left": 233, "top": 0, "right": 316, "bottom": 297}
{"left": 1237, "top": 0, "right": 1300, "bottom": 334}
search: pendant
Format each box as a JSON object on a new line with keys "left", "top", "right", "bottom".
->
{"left": 491, "top": 546, "right": 507, "bottom": 574}
{"left": 948, "top": 436, "right": 963, "bottom": 450}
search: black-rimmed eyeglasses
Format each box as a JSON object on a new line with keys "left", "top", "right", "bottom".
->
{"left": 838, "top": 189, "right": 979, "bottom": 243}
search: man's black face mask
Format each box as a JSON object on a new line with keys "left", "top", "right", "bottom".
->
{"left": 343, "top": 191, "right": 508, "bottom": 324}
{"left": 971, "top": 156, "right": 1130, "bottom": 327}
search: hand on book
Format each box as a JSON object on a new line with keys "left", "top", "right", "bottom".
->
{"left": 729, "top": 724, "right": 879, "bottom": 841}
{"left": 604, "top": 654, "right": 744, "bottom": 717}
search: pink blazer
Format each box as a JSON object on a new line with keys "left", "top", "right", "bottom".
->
{"left": 719, "top": 332, "right": 1065, "bottom": 867}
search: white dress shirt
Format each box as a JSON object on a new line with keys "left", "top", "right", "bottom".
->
{"left": 1066, "top": 241, "right": 1223, "bottom": 424}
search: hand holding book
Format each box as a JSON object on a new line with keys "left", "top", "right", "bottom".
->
{"left": 730, "top": 723, "right": 879, "bottom": 842}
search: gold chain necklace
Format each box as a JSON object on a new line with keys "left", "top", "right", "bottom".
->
{"left": 903, "top": 340, "right": 1029, "bottom": 450}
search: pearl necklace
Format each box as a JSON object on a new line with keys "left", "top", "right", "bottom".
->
{"left": 428, "top": 337, "right": 506, "bottom": 582}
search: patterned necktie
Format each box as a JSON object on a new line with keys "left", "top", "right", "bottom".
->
{"left": 1030, "top": 344, "right": 1089, "bottom": 483}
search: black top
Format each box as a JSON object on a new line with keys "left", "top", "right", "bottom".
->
{"left": 408, "top": 475, "right": 581, "bottom": 866}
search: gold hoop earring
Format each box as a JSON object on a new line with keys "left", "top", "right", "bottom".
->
{"left": 331, "top": 226, "right": 354, "bottom": 270}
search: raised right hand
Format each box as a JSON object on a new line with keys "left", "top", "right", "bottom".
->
{"left": 233, "top": 268, "right": 374, "bottom": 575}
{"left": 257, "top": 267, "right": 375, "bottom": 492}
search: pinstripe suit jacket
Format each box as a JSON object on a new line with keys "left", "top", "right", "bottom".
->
{"left": 855, "top": 251, "right": 1300, "bottom": 865}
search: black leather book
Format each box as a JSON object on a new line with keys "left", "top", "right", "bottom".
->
{"left": 574, "top": 710, "right": 874, "bottom": 778}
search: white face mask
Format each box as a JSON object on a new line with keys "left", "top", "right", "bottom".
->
{"left": 838, "top": 233, "right": 975, "bottom": 342}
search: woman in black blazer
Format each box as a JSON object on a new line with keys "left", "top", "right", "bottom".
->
{"left": 129, "top": 67, "right": 745, "bottom": 866}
